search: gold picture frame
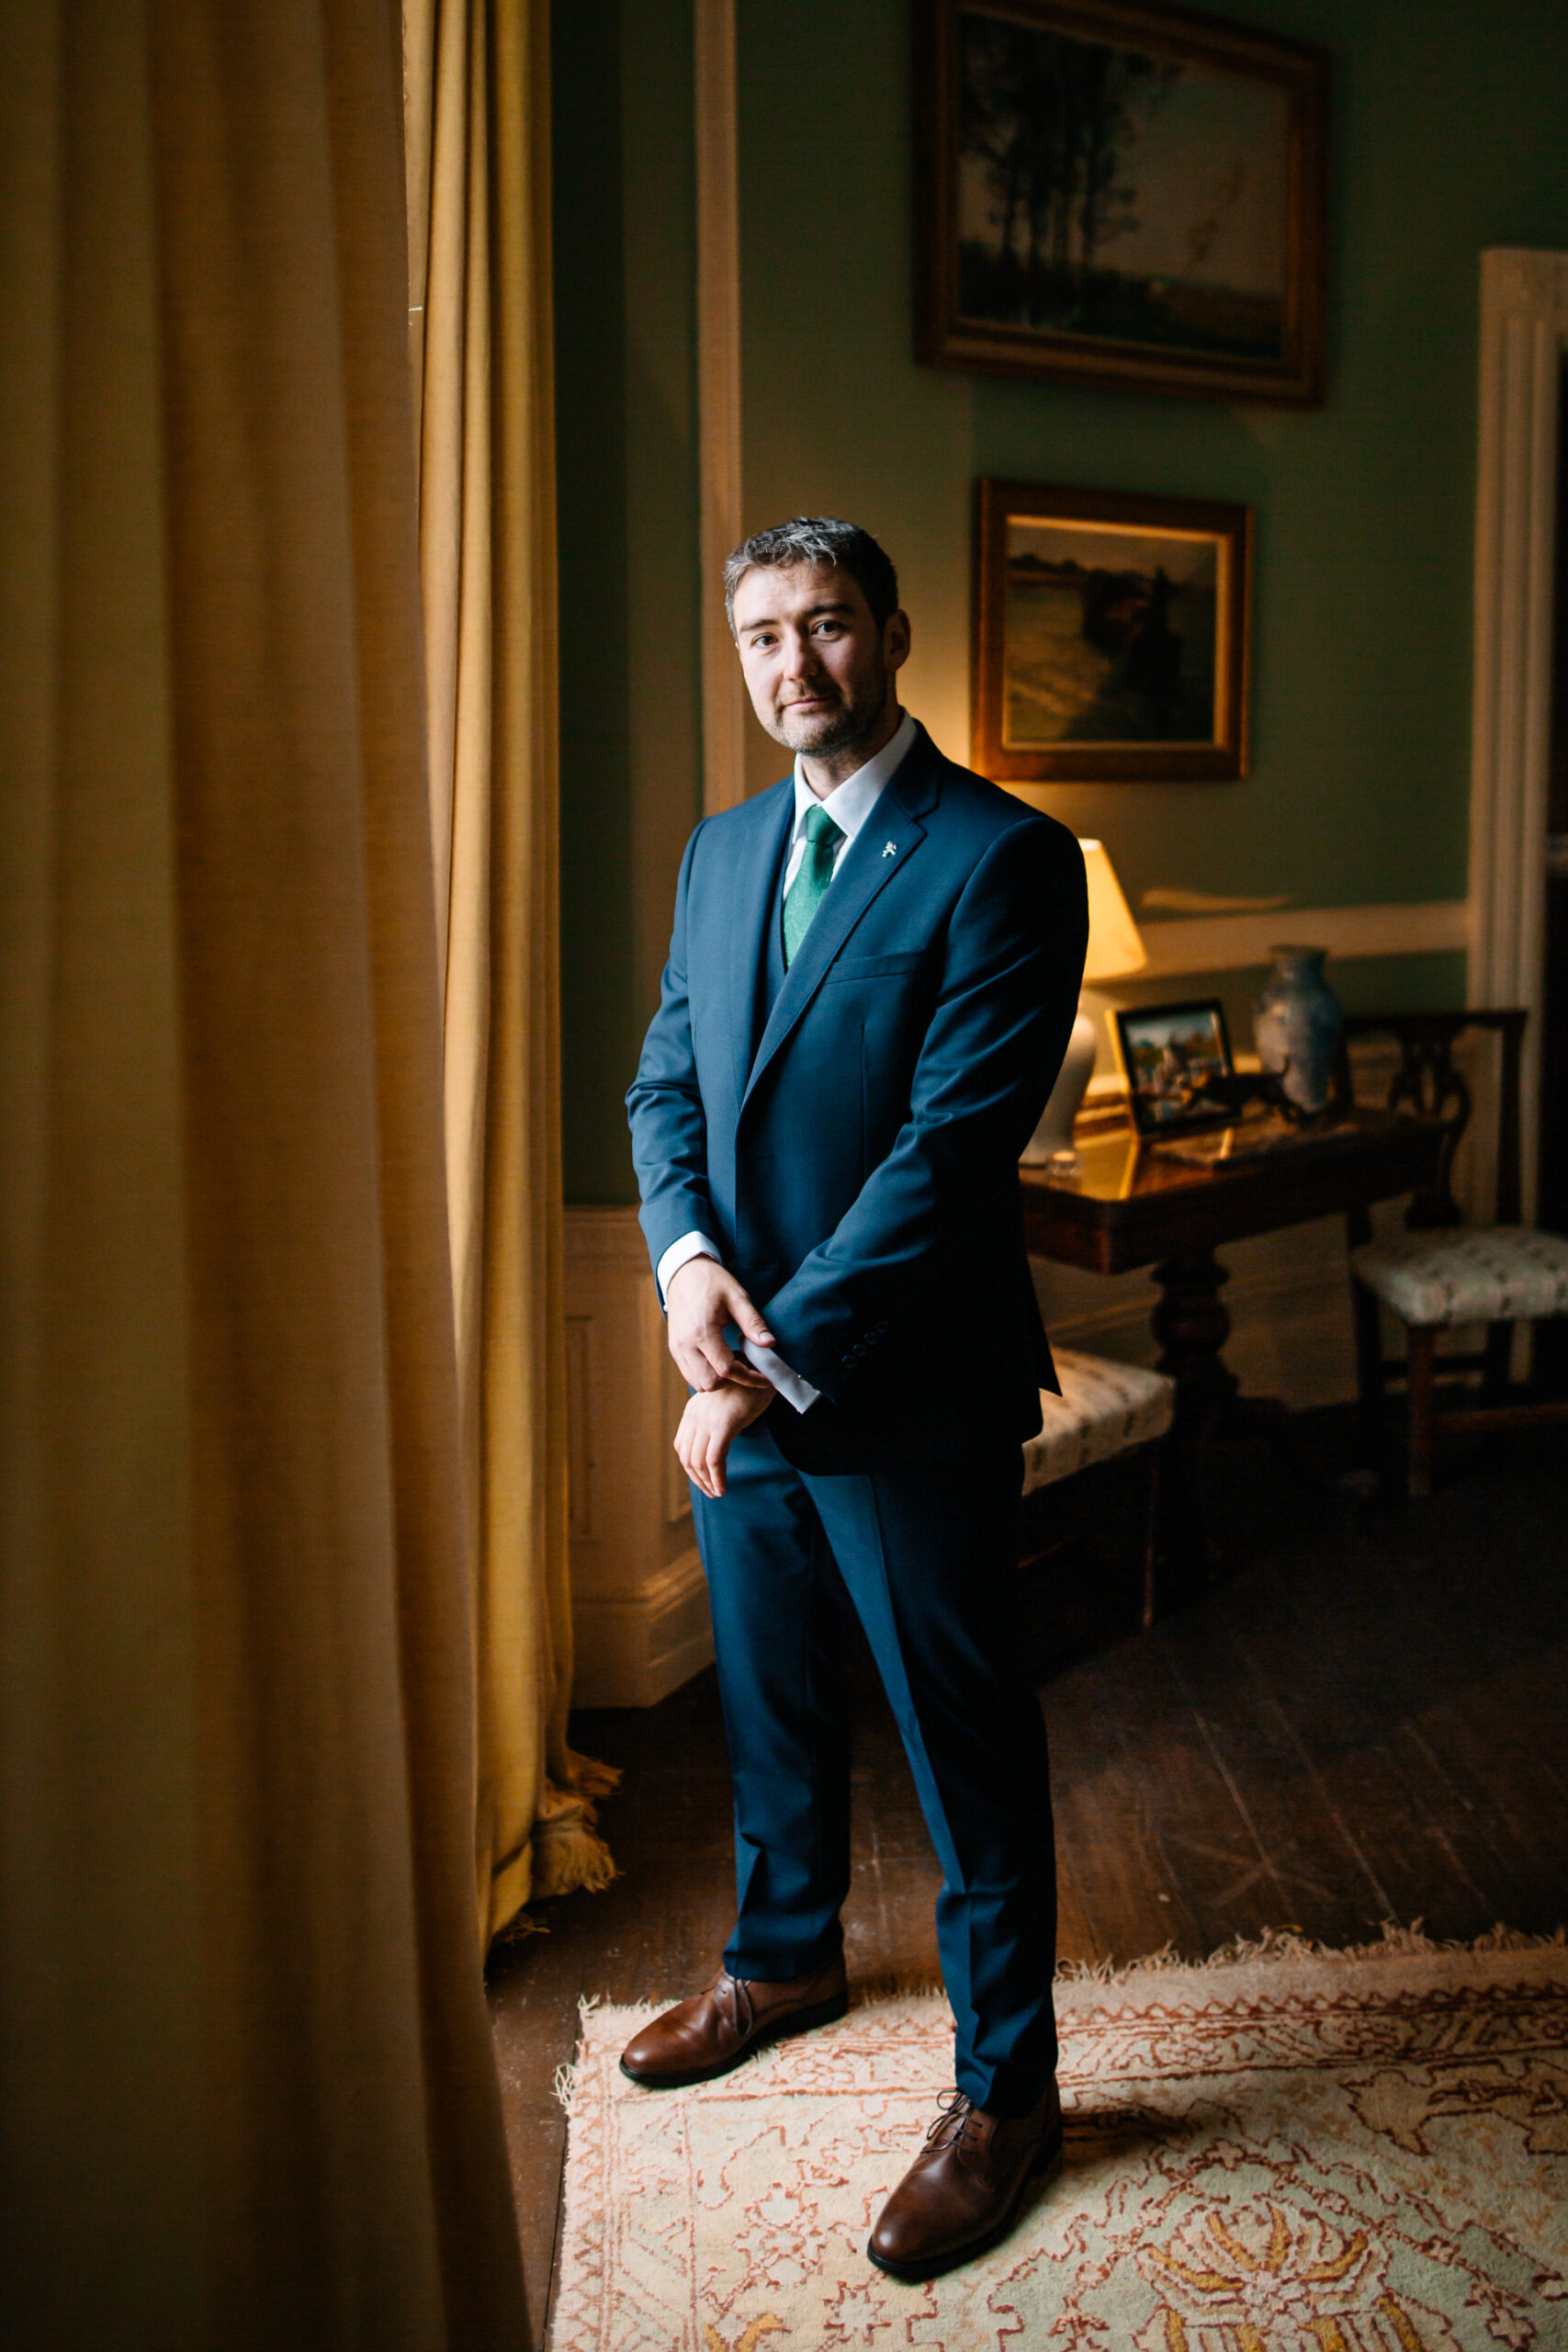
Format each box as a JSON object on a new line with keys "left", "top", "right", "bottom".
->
{"left": 916, "top": 0, "right": 1328, "bottom": 406}
{"left": 972, "top": 477, "right": 1252, "bottom": 784}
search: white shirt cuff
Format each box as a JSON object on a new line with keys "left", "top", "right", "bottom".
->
{"left": 741, "top": 1339, "right": 820, "bottom": 1414}
{"left": 656, "top": 1230, "right": 720, "bottom": 1306}
{"left": 655, "top": 1233, "right": 820, "bottom": 1412}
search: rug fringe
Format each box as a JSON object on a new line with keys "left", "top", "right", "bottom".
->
{"left": 1055, "top": 1918, "right": 1568, "bottom": 1986}
{"left": 849, "top": 1972, "right": 950, "bottom": 2007}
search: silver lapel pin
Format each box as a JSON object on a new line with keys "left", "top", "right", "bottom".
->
{"left": 883, "top": 840, "right": 897, "bottom": 858}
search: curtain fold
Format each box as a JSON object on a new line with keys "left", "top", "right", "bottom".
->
{"left": 1, "top": 0, "right": 530, "bottom": 2339}
{"left": 405, "top": 0, "right": 614, "bottom": 1941}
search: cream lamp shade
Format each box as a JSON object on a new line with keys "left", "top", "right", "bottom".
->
{"left": 1080, "top": 837, "right": 1147, "bottom": 984}
{"left": 1022, "top": 839, "right": 1146, "bottom": 1164}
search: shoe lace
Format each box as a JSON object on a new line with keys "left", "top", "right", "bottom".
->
{"left": 925, "top": 2089, "right": 980, "bottom": 2153}
{"left": 713, "top": 1972, "right": 755, "bottom": 2039}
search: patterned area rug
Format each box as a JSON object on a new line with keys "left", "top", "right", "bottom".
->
{"left": 550, "top": 1932, "right": 1568, "bottom": 2350}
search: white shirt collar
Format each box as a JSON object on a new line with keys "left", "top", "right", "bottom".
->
{"left": 791, "top": 708, "right": 917, "bottom": 845}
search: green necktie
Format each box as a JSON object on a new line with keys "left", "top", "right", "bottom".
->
{"left": 783, "top": 802, "right": 842, "bottom": 967}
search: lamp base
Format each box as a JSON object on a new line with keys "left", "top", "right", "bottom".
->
{"left": 1021, "top": 1006, "right": 1098, "bottom": 1166}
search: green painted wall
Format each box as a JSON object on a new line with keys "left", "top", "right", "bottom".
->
{"left": 557, "top": 0, "right": 1568, "bottom": 1202}
{"left": 554, "top": 0, "right": 702, "bottom": 1201}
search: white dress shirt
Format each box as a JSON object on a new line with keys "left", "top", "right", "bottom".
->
{"left": 657, "top": 708, "right": 918, "bottom": 1413}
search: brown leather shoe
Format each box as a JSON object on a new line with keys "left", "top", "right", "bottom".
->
{"left": 618, "top": 1956, "right": 849, "bottom": 2088}
{"left": 867, "top": 2081, "right": 1063, "bottom": 2280}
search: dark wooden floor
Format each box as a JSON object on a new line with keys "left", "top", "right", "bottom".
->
{"left": 488, "top": 1410, "right": 1568, "bottom": 2342}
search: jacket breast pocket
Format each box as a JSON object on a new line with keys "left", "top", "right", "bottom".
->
{"left": 823, "top": 950, "right": 926, "bottom": 985}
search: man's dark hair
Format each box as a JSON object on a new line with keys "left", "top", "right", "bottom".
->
{"left": 724, "top": 516, "right": 900, "bottom": 637}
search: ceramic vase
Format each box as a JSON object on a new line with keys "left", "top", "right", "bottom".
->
{"left": 1253, "top": 946, "right": 1341, "bottom": 1113}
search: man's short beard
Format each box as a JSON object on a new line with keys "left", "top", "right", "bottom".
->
{"left": 772, "top": 672, "right": 888, "bottom": 756}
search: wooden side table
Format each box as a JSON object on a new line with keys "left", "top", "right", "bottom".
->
{"left": 1020, "top": 1110, "right": 1447, "bottom": 1576}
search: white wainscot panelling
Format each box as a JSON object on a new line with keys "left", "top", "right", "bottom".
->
{"left": 565, "top": 1208, "right": 712, "bottom": 1708}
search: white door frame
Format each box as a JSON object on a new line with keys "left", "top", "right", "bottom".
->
{"left": 1470, "top": 247, "right": 1568, "bottom": 1218}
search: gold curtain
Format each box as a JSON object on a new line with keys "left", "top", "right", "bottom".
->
{"left": 1, "top": 0, "right": 529, "bottom": 2341}
{"left": 403, "top": 0, "right": 615, "bottom": 1940}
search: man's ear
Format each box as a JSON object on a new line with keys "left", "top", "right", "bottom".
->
{"left": 884, "top": 608, "right": 912, "bottom": 673}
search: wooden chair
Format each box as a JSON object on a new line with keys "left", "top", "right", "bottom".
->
{"left": 1016, "top": 1349, "right": 1175, "bottom": 1657}
{"left": 1337, "top": 1009, "right": 1568, "bottom": 1497}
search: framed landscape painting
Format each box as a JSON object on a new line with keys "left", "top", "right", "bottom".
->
{"left": 972, "top": 478, "right": 1251, "bottom": 783}
{"left": 915, "top": 0, "right": 1328, "bottom": 404}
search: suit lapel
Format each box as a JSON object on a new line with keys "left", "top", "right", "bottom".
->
{"left": 742, "top": 726, "right": 942, "bottom": 1114}
{"left": 727, "top": 777, "right": 795, "bottom": 1109}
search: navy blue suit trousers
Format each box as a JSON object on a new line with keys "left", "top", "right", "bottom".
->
{"left": 694, "top": 1419, "right": 1058, "bottom": 2114}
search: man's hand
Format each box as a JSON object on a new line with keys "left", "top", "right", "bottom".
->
{"left": 675, "top": 1382, "right": 773, "bottom": 1499}
{"left": 666, "top": 1255, "right": 777, "bottom": 1392}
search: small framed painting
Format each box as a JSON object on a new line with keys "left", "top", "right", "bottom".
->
{"left": 973, "top": 478, "right": 1251, "bottom": 783}
{"left": 1115, "top": 999, "right": 1234, "bottom": 1136}
{"left": 915, "top": 0, "right": 1327, "bottom": 406}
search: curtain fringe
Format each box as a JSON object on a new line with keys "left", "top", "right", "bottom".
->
{"left": 501, "top": 1760, "right": 621, "bottom": 1910}
{"left": 526, "top": 1776, "right": 618, "bottom": 1898}
{"left": 559, "top": 1744, "right": 621, "bottom": 1800}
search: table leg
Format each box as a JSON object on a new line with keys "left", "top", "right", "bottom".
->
{"left": 1150, "top": 1250, "right": 1237, "bottom": 1582}
{"left": 1152, "top": 1250, "right": 1237, "bottom": 1426}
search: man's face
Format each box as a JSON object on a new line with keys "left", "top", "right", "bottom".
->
{"left": 729, "top": 562, "right": 910, "bottom": 760}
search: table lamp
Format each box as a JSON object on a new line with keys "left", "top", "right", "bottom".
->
{"left": 1021, "top": 838, "right": 1147, "bottom": 1165}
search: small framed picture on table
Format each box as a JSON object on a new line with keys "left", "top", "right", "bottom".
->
{"left": 1115, "top": 1000, "right": 1234, "bottom": 1136}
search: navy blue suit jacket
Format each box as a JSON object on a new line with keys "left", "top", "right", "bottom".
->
{"left": 626, "top": 722, "right": 1089, "bottom": 1474}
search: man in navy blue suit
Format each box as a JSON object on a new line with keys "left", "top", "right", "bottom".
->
{"left": 622, "top": 517, "right": 1088, "bottom": 2279}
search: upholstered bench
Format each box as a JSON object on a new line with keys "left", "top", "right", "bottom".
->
{"left": 1021, "top": 1347, "right": 1176, "bottom": 1496}
{"left": 1016, "top": 1349, "right": 1176, "bottom": 1658}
